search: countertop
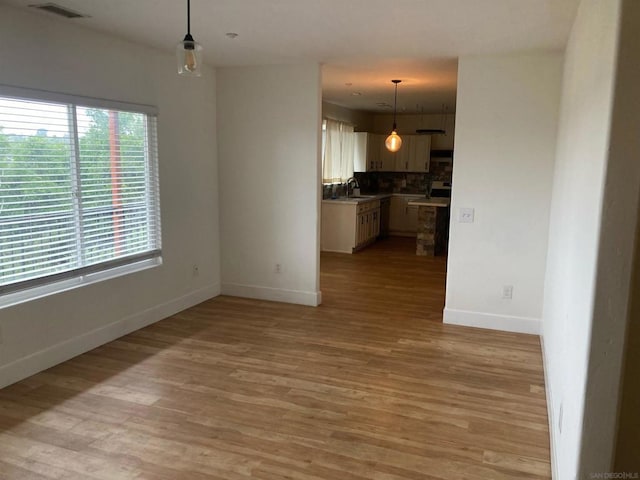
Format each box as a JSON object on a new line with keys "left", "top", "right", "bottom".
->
{"left": 321, "top": 193, "right": 423, "bottom": 205}
{"left": 408, "top": 197, "right": 450, "bottom": 208}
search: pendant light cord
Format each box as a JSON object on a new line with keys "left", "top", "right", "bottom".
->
{"left": 393, "top": 82, "right": 398, "bottom": 123}
{"left": 392, "top": 80, "right": 399, "bottom": 130}
{"left": 187, "top": 0, "right": 191, "bottom": 35}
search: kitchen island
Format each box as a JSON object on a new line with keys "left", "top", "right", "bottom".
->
{"left": 407, "top": 198, "right": 451, "bottom": 256}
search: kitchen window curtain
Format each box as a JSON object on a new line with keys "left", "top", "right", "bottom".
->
{"left": 322, "top": 119, "right": 354, "bottom": 184}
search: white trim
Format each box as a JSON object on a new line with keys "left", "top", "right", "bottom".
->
{"left": 0, "top": 283, "right": 220, "bottom": 389}
{"left": 443, "top": 308, "right": 541, "bottom": 335}
{"left": 221, "top": 282, "right": 321, "bottom": 307}
{"left": 540, "top": 336, "right": 559, "bottom": 480}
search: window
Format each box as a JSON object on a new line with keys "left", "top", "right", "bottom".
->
{"left": 322, "top": 118, "right": 355, "bottom": 184}
{"left": 0, "top": 87, "right": 161, "bottom": 300}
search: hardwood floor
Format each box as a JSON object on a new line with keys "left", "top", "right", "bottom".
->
{"left": 320, "top": 237, "right": 447, "bottom": 320}
{"left": 0, "top": 237, "right": 551, "bottom": 479}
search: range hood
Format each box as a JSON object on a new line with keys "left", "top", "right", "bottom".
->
{"left": 416, "top": 128, "right": 446, "bottom": 135}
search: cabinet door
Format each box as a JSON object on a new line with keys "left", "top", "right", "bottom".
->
{"left": 356, "top": 213, "right": 366, "bottom": 246}
{"left": 367, "top": 134, "right": 381, "bottom": 171}
{"left": 394, "top": 135, "right": 412, "bottom": 172}
{"left": 378, "top": 139, "right": 395, "bottom": 171}
{"left": 372, "top": 209, "right": 380, "bottom": 238}
{"left": 410, "top": 135, "right": 431, "bottom": 172}
{"left": 353, "top": 132, "right": 369, "bottom": 172}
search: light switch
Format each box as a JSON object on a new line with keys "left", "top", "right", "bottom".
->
{"left": 459, "top": 208, "right": 475, "bottom": 223}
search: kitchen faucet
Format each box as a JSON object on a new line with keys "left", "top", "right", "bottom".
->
{"left": 346, "top": 177, "right": 359, "bottom": 198}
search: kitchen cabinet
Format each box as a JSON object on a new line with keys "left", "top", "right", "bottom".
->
{"left": 355, "top": 133, "right": 431, "bottom": 173}
{"left": 369, "top": 134, "right": 383, "bottom": 170}
{"left": 409, "top": 135, "right": 431, "bottom": 172}
{"left": 356, "top": 208, "right": 380, "bottom": 246}
{"left": 394, "top": 135, "right": 413, "bottom": 172}
{"left": 389, "top": 195, "right": 422, "bottom": 236}
{"left": 354, "top": 132, "right": 380, "bottom": 172}
{"left": 378, "top": 137, "right": 396, "bottom": 171}
{"left": 321, "top": 199, "right": 381, "bottom": 253}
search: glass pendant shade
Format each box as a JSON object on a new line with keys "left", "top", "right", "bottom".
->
{"left": 385, "top": 131, "right": 402, "bottom": 152}
{"left": 177, "top": 36, "right": 203, "bottom": 77}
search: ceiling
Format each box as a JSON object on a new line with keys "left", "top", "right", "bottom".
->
{"left": 2, "top": 0, "right": 580, "bottom": 113}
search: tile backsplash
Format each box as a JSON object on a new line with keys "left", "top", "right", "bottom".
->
{"left": 322, "top": 153, "right": 453, "bottom": 199}
{"left": 354, "top": 172, "right": 431, "bottom": 195}
{"left": 429, "top": 158, "right": 454, "bottom": 182}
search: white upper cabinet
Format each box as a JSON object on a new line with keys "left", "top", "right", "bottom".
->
{"left": 355, "top": 133, "right": 432, "bottom": 173}
{"left": 394, "top": 135, "right": 413, "bottom": 172}
{"left": 354, "top": 132, "right": 380, "bottom": 172}
{"left": 378, "top": 136, "right": 397, "bottom": 171}
{"left": 354, "top": 132, "right": 371, "bottom": 172}
{"left": 409, "top": 135, "right": 431, "bottom": 173}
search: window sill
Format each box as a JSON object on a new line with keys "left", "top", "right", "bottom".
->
{"left": 0, "top": 257, "right": 162, "bottom": 310}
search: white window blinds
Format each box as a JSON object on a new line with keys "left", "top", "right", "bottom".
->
{"left": 0, "top": 89, "right": 161, "bottom": 295}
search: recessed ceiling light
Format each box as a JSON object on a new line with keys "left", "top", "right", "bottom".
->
{"left": 351, "top": 92, "right": 362, "bottom": 96}
{"left": 226, "top": 32, "right": 239, "bottom": 39}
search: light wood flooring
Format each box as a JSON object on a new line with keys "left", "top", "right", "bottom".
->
{"left": 0, "top": 237, "right": 551, "bottom": 479}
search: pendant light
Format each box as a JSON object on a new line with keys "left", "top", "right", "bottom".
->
{"left": 177, "top": 0, "right": 203, "bottom": 77}
{"left": 385, "top": 80, "right": 402, "bottom": 152}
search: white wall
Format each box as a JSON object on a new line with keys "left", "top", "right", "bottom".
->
{"left": 0, "top": 5, "right": 220, "bottom": 387}
{"left": 444, "top": 52, "right": 562, "bottom": 334}
{"left": 581, "top": 0, "right": 640, "bottom": 472}
{"left": 322, "top": 101, "right": 373, "bottom": 132}
{"left": 542, "top": 0, "right": 640, "bottom": 476}
{"left": 217, "top": 65, "right": 322, "bottom": 306}
{"left": 541, "top": 1, "right": 620, "bottom": 476}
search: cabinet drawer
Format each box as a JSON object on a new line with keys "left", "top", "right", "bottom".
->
{"left": 358, "top": 199, "right": 380, "bottom": 214}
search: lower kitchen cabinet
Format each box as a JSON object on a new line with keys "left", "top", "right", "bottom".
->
{"left": 321, "top": 199, "right": 381, "bottom": 253}
{"left": 389, "top": 195, "right": 421, "bottom": 236}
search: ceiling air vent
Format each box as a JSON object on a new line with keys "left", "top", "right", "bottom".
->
{"left": 29, "top": 3, "right": 88, "bottom": 19}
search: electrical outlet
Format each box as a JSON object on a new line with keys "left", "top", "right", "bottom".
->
{"left": 459, "top": 207, "right": 474, "bottom": 223}
{"left": 275, "top": 263, "right": 282, "bottom": 274}
{"left": 502, "top": 285, "right": 513, "bottom": 299}
{"left": 192, "top": 264, "right": 199, "bottom": 277}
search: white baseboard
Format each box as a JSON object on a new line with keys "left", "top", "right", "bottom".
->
{"left": 540, "top": 336, "right": 559, "bottom": 480}
{"left": 443, "top": 308, "right": 541, "bottom": 335}
{"left": 221, "top": 282, "right": 321, "bottom": 307}
{"left": 0, "top": 283, "right": 220, "bottom": 389}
